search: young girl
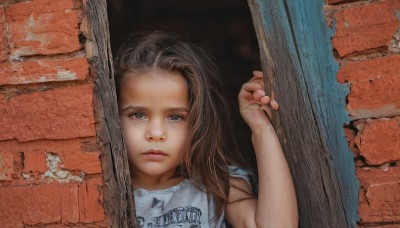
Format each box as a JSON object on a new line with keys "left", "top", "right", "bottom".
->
{"left": 114, "top": 31, "right": 298, "bottom": 227}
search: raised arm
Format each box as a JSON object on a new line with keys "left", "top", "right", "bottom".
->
{"left": 226, "top": 71, "right": 298, "bottom": 227}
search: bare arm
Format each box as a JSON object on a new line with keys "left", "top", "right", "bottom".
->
{"left": 226, "top": 71, "right": 298, "bottom": 227}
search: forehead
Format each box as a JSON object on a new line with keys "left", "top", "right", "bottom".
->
{"left": 118, "top": 70, "right": 189, "bottom": 107}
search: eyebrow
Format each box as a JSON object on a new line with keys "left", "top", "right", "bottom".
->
{"left": 121, "top": 105, "right": 189, "bottom": 113}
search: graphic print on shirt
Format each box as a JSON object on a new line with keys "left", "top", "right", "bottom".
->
{"left": 152, "top": 197, "right": 165, "bottom": 212}
{"left": 136, "top": 206, "right": 202, "bottom": 227}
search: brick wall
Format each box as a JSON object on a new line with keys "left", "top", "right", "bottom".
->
{"left": 0, "top": 0, "right": 106, "bottom": 227}
{"left": 327, "top": 0, "right": 400, "bottom": 226}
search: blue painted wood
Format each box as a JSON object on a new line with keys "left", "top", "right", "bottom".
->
{"left": 284, "top": 1, "right": 359, "bottom": 225}
{"left": 249, "top": 0, "right": 359, "bottom": 226}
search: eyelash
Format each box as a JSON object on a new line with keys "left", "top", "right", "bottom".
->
{"left": 130, "top": 112, "right": 147, "bottom": 120}
{"left": 128, "top": 113, "right": 186, "bottom": 121}
{"left": 168, "top": 114, "right": 185, "bottom": 121}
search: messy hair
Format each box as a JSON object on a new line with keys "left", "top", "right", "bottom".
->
{"left": 114, "top": 31, "right": 249, "bottom": 218}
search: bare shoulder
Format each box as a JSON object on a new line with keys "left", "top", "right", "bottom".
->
{"left": 225, "top": 177, "right": 257, "bottom": 227}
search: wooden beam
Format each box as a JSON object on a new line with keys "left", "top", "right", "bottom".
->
{"left": 247, "top": 0, "right": 359, "bottom": 226}
{"left": 83, "top": 0, "right": 136, "bottom": 227}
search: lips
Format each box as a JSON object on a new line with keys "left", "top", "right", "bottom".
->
{"left": 142, "top": 149, "right": 168, "bottom": 160}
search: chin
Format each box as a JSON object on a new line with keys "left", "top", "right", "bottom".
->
{"left": 136, "top": 164, "right": 176, "bottom": 177}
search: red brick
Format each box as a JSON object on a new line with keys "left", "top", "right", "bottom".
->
{"left": 355, "top": 118, "right": 400, "bottom": 165}
{"left": 347, "top": 74, "right": 400, "bottom": 119}
{"left": 23, "top": 150, "right": 47, "bottom": 173}
{"left": 0, "top": 178, "right": 104, "bottom": 226}
{"left": 393, "top": 0, "right": 400, "bottom": 9}
{"left": 326, "top": 0, "right": 346, "bottom": 4}
{"left": 7, "top": 0, "right": 74, "bottom": 15}
{"left": 0, "top": 138, "right": 101, "bottom": 178}
{"left": 346, "top": 75, "right": 400, "bottom": 119}
{"left": 78, "top": 178, "right": 104, "bottom": 223}
{"left": 61, "top": 183, "right": 80, "bottom": 224}
{"left": 359, "top": 225, "right": 400, "bottom": 228}
{"left": 332, "top": 1, "right": 399, "bottom": 57}
{"left": 0, "top": 7, "right": 6, "bottom": 62}
{"left": 0, "top": 93, "right": 5, "bottom": 102}
{"left": 62, "top": 151, "right": 101, "bottom": 174}
{"left": 0, "top": 57, "right": 89, "bottom": 85}
{"left": 0, "top": 151, "right": 13, "bottom": 181}
{"left": 6, "top": 0, "right": 80, "bottom": 58}
{"left": 338, "top": 55, "right": 400, "bottom": 118}
{"left": 0, "top": 138, "right": 98, "bottom": 156}
{"left": 344, "top": 127, "right": 359, "bottom": 157}
{"left": 357, "top": 166, "right": 400, "bottom": 224}
{"left": 0, "top": 84, "right": 96, "bottom": 142}
{"left": 337, "top": 55, "right": 400, "bottom": 83}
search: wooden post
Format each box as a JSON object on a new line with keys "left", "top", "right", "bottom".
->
{"left": 247, "top": 0, "right": 359, "bottom": 227}
{"left": 83, "top": 0, "right": 136, "bottom": 227}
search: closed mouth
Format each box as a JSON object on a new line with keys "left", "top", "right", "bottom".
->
{"left": 143, "top": 149, "right": 167, "bottom": 156}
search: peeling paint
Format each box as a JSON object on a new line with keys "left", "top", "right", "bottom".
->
{"left": 255, "top": 0, "right": 360, "bottom": 225}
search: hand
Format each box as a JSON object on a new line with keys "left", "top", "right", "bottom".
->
{"left": 238, "top": 71, "right": 279, "bottom": 130}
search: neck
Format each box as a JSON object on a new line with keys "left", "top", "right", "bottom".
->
{"left": 131, "top": 168, "right": 184, "bottom": 191}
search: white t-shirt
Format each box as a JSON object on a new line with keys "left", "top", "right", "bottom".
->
{"left": 133, "top": 166, "right": 256, "bottom": 228}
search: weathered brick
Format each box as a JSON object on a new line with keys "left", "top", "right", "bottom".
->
{"left": 7, "top": 0, "right": 74, "bottom": 15}
{"left": 0, "top": 138, "right": 101, "bottom": 179}
{"left": 357, "top": 166, "right": 400, "bottom": 224}
{"left": 354, "top": 118, "right": 400, "bottom": 165}
{"left": 388, "top": 0, "right": 400, "bottom": 10}
{"left": 61, "top": 182, "right": 80, "bottom": 224}
{"left": 0, "top": 84, "right": 96, "bottom": 142}
{"left": 337, "top": 55, "right": 400, "bottom": 118}
{"left": 78, "top": 178, "right": 104, "bottom": 223}
{"left": 23, "top": 150, "right": 47, "bottom": 173}
{"left": 0, "top": 151, "right": 13, "bottom": 181}
{"left": 0, "top": 7, "right": 6, "bottom": 62}
{"left": 62, "top": 151, "right": 101, "bottom": 174}
{"left": 0, "top": 93, "right": 5, "bottom": 103}
{"left": 332, "top": 1, "right": 399, "bottom": 57}
{"left": 337, "top": 55, "right": 400, "bottom": 83}
{"left": 0, "top": 178, "right": 104, "bottom": 226}
{"left": 344, "top": 127, "right": 359, "bottom": 157}
{"left": 0, "top": 138, "right": 98, "bottom": 157}
{"left": 347, "top": 74, "right": 400, "bottom": 119}
{"left": 6, "top": 0, "right": 80, "bottom": 58}
{"left": 326, "top": 0, "right": 346, "bottom": 5}
{"left": 0, "top": 57, "right": 89, "bottom": 85}
{"left": 360, "top": 225, "right": 400, "bottom": 228}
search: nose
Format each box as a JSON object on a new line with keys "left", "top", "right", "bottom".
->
{"left": 145, "top": 119, "right": 166, "bottom": 142}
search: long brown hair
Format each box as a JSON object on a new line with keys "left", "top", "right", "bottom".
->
{"left": 114, "top": 31, "right": 250, "bottom": 218}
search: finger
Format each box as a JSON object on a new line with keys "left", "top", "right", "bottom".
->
{"left": 239, "top": 84, "right": 261, "bottom": 101}
{"left": 261, "top": 104, "right": 273, "bottom": 119}
{"left": 249, "top": 71, "right": 263, "bottom": 83}
{"left": 253, "top": 90, "right": 266, "bottom": 100}
{"left": 253, "top": 71, "right": 263, "bottom": 78}
{"left": 260, "top": 95, "right": 271, "bottom": 104}
{"left": 241, "top": 82, "right": 263, "bottom": 93}
{"left": 270, "top": 100, "right": 279, "bottom": 110}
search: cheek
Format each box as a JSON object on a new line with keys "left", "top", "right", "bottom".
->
{"left": 119, "top": 119, "right": 138, "bottom": 147}
{"left": 176, "top": 126, "right": 188, "bottom": 144}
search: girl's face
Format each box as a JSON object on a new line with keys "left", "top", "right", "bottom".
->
{"left": 118, "top": 70, "right": 189, "bottom": 181}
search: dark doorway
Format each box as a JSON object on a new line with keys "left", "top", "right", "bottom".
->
{"left": 107, "top": 0, "right": 261, "bottom": 168}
